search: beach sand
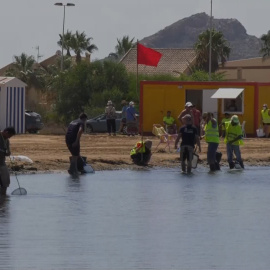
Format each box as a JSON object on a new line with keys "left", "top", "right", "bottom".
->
{"left": 8, "top": 134, "right": 270, "bottom": 173}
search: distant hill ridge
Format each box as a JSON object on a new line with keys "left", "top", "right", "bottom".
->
{"left": 140, "top": 12, "right": 262, "bottom": 61}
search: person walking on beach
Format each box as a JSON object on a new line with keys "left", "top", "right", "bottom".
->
{"left": 105, "top": 100, "right": 116, "bottom": 136}
{"left": 261, "top": 104, "right": 270, "bottom": 137}
{"left": 225, "top": 115, "right": 244, "bottom": 169}
{"left": 174, "top": 114, "right": 201, "bottom": 174}
{"left": 0, "top": 127, "right": 16, "bottom": 195}
{"left": 65, "top": 113, "right": 88, "bottom": 178}
{"left": 203, "top": 112, "right": 220, "bottom": 172}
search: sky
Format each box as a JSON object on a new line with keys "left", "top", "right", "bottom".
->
{"left": 1, "top": 0, "right": 270, "bottom": 68}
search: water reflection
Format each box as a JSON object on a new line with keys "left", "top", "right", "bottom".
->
{"left": 0, "top": 168, "right": 269, "bottom": 270}
{"left": 0, "top": 196, "right": 11, "bottom": 270}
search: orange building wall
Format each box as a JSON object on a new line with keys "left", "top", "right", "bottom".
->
{"left": 140, "top": 81, "right": 269, "bottom": 136}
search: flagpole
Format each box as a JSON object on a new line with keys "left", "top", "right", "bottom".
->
{"left": 137, "top": 41, "right": 144, "bottom": 162}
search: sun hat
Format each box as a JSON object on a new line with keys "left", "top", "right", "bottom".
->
{"left": 185, "top": 102, "right": 193, "bottom": 107}
{"left": 121, "top": 100, "right": 127, "bottom": 105}
{"left": 107, "top": 100, "right": 112, "bottom": 105}
{"left": 129, "top": 101, "right": 134, "bottom": 106}
{"left": 231, "top": 115, "right": 239, "bottom": 124}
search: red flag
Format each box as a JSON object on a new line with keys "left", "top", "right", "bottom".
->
{"left": 137, "top": 43, "right": 162, "bottom": 67}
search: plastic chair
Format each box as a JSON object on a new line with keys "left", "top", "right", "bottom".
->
{"left": 241, "top": 120, "right": 246, "bottom": 138}
{"left": 152, "top": 124, "right": 178, "bottom": 151}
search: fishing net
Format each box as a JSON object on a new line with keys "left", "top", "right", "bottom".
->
{"left": 11, "top": 188, "right": 27, "bottom": 195}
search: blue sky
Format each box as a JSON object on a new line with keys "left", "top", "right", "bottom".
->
{"left": 0, "top": 0, "right": 269, "bottom": 67}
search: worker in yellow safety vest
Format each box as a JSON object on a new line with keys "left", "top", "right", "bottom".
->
{"left": 224, "top": 115, "right": 244, "bottom": 169}
{"left": 130, "top": 140, "right": 152, "bottom": 166}
{"left": 261, "top": 104, "right": 270, "bottom": 138}
{"left": 219, "top": 113, "right": 231, "bottom": 138}
{"left": 202, "top": 112, "right": 221, "bottom": 172}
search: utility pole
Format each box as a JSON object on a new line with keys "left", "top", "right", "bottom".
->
{"left": 209, "top": 0, "right": 213, "bottom": 81}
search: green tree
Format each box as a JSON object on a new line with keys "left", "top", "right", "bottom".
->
{"left": 179, "top": 70, "right": 225, "bottom": 81}
{"left": 54, "top": 61, "right": 93, "bottom": 122}
{"left": 260, "top": 30, "right": 270, "bottom": 59}
{"left": 194, "top": 29, "right": 231, "bottom": 73}
{"left": 115, "top": 35, "right": 135, "bottom": 58}
{"left": 57, "top": 30, "right": 73, "bottom": 56}
{"left": 70, "top": 31, "right": 98, "bottom": 63}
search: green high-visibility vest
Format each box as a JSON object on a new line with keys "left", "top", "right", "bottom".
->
{"left": 205, "top": 121, "right": 219, "bottom": 143}
{"left": 221, "top": 117, "right": 231, "bottom": 131}
{"left": 261, "top": 109, "right": 270, "bottom": 124}
{"left": 130, "top": 141, "right": 146, "bottom": 156}
{"left": 224, "top": 123, "right": 243, "bottom": 145}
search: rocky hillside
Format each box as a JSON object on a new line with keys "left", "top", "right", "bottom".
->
{"left": 140, "top": 12, "right": 262, "bottom": 60}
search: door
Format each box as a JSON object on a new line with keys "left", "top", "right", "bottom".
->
{"left": 202, "top": 90, "right": 218, "bottom": 119}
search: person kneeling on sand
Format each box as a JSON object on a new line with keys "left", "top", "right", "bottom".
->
{"left": 130, "top": 139, "right": 152, "bottom": 166}
{"left": 174, "top": 114, "right": 201, "bottom": 174}
{"left": 225, "top": 115, "right": 244, "bottom": 169}
{"left": 65, "top": 113, "right": 88, "bottom": 177}
{"left": 0, "top": 127, "right": 16, "bottom": 195}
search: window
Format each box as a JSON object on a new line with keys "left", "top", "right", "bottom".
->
{"left": 223, "top": 93, "right": 244, "bottom": 114}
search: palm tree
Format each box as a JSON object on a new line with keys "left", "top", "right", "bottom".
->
{"left": 58, "top": 30, "right": 73, "bottom": 56}
{"left": 115, "top": 35, "right": 135, "bottom": 58}
{"left": 70, "top": 31, "right": 98, "bottom": 63}
{"left": 13, "top": 53, "right": 36, "bottom": 73}
{"left": 260, "top": 30, "right": 270, "bottom": 60}
{"left": 5, "top": 53, "right": 43, "bottom": 87}
{"left": 194, "top": 29, "right": 231, "bottom": 73}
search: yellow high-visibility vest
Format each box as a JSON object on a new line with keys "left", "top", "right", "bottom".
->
{"left": 205, "top": 121, "right": 219, "bottom": 143}
{"left": 224, "top": 123, "right": 243, "bottom": 145}
{"left": 261, "top": 109, "right": 270, "bottom": 124}
{"left": 130, "top": 141, "right": 145, "bottom": 156}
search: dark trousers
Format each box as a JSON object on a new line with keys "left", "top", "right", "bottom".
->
{"left": 107, "top": 119, "right": 116, "bottom": 134}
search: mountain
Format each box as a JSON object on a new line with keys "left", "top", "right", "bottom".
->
{"left": 140, "top": 12, "right": 262, "bottom": 61}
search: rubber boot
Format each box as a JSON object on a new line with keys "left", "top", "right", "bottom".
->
{"left": 209, "top": 164, "right": 216, "bottom": 172}
{"left": 215, "top": 162, "right": 220, "bottom": 170}
{"left": 70, "top": 158, "right": 79, "bottom": 178}
{"left": 229, "top": 162, "right": 235, "bottom": 169}
{"left": 239, "top": 161, "right": 244, "bottom": 169}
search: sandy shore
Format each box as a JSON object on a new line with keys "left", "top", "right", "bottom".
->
{"left": 6, "top": 133, "right": 270, "bottom": 174}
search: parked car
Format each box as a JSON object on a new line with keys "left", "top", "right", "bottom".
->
{"left": 86, "top": 111, "right": 124, "bottom": 133}
{"left": 86, "top": 111, "right": 139, "bottom": 134}
{"left": 25, "top": 110, "right": 44, "bottom": 133}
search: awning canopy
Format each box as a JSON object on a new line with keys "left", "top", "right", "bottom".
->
{"left": 211, "top": 88, "right": 244, "bottom": 99}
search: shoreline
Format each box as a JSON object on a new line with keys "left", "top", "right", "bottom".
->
{"left": 7, "top": 134, "right": 270, "bottom": 174}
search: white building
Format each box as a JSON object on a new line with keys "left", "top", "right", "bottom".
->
{"left": 0, "top": 77, "right": 27, "bottom": 133}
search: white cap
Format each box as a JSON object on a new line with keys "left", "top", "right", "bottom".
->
{"left": 185, "top": 102, "right": 193, "bottom": 107}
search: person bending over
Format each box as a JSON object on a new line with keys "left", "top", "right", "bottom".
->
{"left": 130, "top": 140, "right": 152, "bottom": 166}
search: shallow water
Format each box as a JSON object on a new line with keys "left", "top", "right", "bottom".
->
{"left": 0, "top": 167, "right": 270, "bottom": 270}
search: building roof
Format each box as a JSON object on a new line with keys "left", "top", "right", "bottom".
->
{"left": 0, "top": 76, "right": 27, "bottom": 86}
{"left": 120, "top": 48, "right": 196, "bottom": 76}
{"left": 221, "top": 57, "right": 270, "bottom": 68}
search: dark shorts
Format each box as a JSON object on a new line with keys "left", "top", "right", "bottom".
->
{"left": 121, "top": 118, "right": 126, "bottom": 123}
{"left": 67, "top": 143, "right": 80, "bottom": 156}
